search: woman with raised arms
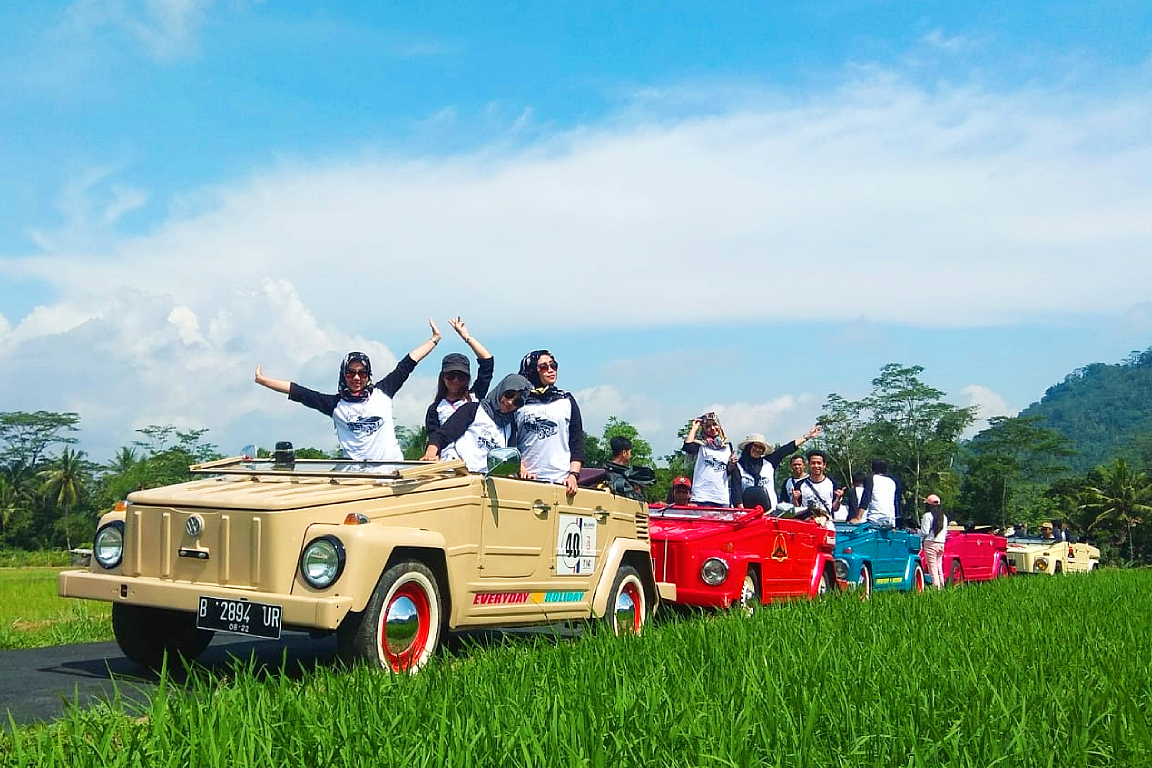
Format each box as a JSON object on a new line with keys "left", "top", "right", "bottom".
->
{"left": 254, "top": 320, "right": 441, "bottom": 461}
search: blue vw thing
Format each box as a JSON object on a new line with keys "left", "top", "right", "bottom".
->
{"left": 833, "top": 523, "right": 925, "bottom": 597}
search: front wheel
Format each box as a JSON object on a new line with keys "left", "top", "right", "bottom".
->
{"left": 858, "top": 564, "right": 873, "bottom": 600}
{"left": 112, "top": 604, "right": 214, "bottom": 670}
{"left": 339, "top": 561, "right": 442, "bottom": 672}
{"left": 910, "top": 562, "right": 926, "bottom": 593}
{"left": 602, "top": 565, "right": 647, "bottom": 635}
{"left": 736, "top": 569, "right": 760, "bottom": 615}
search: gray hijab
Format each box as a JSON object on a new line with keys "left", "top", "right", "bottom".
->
{"left": 481, "top": 373, "right": 531, "bottom": 428}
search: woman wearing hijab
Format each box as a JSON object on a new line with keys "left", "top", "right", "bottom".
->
{"left": 682, "top": 413, "right": 736, "bottom": 506}
{"left": 515, "top": 350, "right": 586, "bottom": 495}
{"left": 920, "top": 494, "right": 948, "bottom": 590}
{"left": 423, "top": 317, "right": 495, "bottom": 442}
{"left": 421, "top": 374, "right": 531, "bottom": 472}
{"left": 731, "top": 426, "right": 822, "bottom": 509}
{"left": 253, "top": 320, "right": 442, "bottom": 461}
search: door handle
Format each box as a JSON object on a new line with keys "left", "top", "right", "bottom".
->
{"left": 594, "top": 506, "right": 610, "bottom": 523}
{"left": 532, "top": 501, "right": 551, "bottom": 517}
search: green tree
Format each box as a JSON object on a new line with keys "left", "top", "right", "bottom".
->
{"left": 958, "top": 416, "right": 1076, "bottom": 527}
{"left": 814, "top": 393, "right": 866, "bottom": 486}
{"left": 817, "top": 364, "right": 975, "bottom": 509}
{"left": 1081, "top": 458, "right": 1152, "bottom": 563}
{"left": 396, "top": 426, "right": 428, "bottom": 461}
{"left": 39, "top": 448, "right": 90, "bottom": 510}
{"left": 0, "top": 411, "right": 81, "bottom": 467}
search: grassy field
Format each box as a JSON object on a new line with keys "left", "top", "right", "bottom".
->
{"left": 2, "top": 569, "right": 1150, "bottom": 767}
{"left": 0, "top": 568, "right": 112, "bottom": 649}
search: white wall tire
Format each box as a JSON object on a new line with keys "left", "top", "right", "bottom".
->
{"left": 342, "top": 561, "right": 442, "bottom": 672}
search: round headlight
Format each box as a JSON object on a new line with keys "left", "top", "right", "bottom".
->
{"left": 700, "top": 557, "right": 729, "bottom": 586}
{"left": 93, "top": 521, "right": 125, "bottom": 569}
{"left": 1034, "top": 558, "right": 1048, "bottom": 572}
{"left": 834, "top": 559, "right": 849, "bottom": 580}
{"left": 300, "top": 536, "right": 346, "bottom": 588}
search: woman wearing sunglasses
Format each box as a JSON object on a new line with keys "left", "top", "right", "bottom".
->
{"left": 423, "top": 317, "right": 495, "bottom": 446}
{"left": 420, "top": 374, "right": 531, "bottom": 472}
{"left": 515, "top": 350, "right": 586, "bottom": 495}
{"left": 253, "top": 320, "right": 442, "bottom": 461}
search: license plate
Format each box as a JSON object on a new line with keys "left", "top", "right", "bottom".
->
{"left": 196, "top": 596, "right": 282, "bottom": 639}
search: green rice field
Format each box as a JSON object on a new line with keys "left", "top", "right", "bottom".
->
{"left": 0, "top": 568, "right": 111, "bottom": 650}
{"left": 2, "top": 569, "right": 1150, "bottom": 767}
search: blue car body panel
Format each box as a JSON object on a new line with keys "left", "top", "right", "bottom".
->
{"left": 833, "top": 523, "right": 924, "bottom": 593}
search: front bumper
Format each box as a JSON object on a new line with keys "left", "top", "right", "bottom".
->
{"left": 58, "top": 570, "right": 354, "bottom": 630}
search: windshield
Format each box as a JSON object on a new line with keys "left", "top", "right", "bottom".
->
{"left": 190, "top": 456, "right": 447, "bottom": 480}
{"left": 648, "top": 504, "right": 750, "bottom": 522}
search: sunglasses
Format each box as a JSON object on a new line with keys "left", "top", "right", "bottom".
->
{"left": 443, "top": 371, "right": 469, "bottom": 381}
{"left": 345, "top": 369, "right": 370, "bottom": 379}
{"left": 537, "top": 360, "right": 558, "bottom": 372}
{"left": 499, "top": 391, "right": 523, "bottom": 406}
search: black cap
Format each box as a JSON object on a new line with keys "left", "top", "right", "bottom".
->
{"left": 441, "top": 353, "right": 470, "bottom": 374}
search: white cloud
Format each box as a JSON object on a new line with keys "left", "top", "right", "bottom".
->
{"left": 921, "top": 29, "right": 972, "bottom": 53}
{"left": 696, "top": 396, "right": 819, "bottom": 450}
{"left": 3, "top": 69, "right": 1152, "bottom": 460}
{"left": 8, "top": 72, "right": 1150, "bottom": 336}
{"left": 62, "top": 0, "right": 214, "bottom": 61}
{"left": 960, "top": 384, "right": 1011, "bottom": 432}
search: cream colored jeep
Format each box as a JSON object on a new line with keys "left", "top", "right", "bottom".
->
{"left": 58, "top": 450, "right": 656, "bottom": 672}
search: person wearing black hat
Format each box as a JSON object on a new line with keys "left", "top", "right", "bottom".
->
{"left": 422, "top": 318, "right": 494, "bottom": 447}
{"left": 254, "top": 320, "right": 442, "bottom": 461}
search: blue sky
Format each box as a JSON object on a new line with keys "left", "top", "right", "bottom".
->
{"left": 2, "top": 1, "right": 1151, "bottom": 462}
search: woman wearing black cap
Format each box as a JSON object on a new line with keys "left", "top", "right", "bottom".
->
{"left": 253, "top": 320, "right": 442, "bottom": 461}
{"left": 423, "top": 317, "right": 494, "bottom": 443}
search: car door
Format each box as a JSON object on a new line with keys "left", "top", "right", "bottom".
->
{"left": 468, "top": 477, "right": 559, "bottom": 621}
{"left": 549, "top": 486, "right": 614, "bottom": 615}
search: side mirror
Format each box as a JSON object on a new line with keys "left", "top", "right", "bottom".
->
{"left": 773, "top": 502, "right": 796, "bottom": 518}
{"left": 485, "top": 447, "right": 521, "bottom": 477}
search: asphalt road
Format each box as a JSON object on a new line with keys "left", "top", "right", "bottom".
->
{"left": 1, "top": 625, "right": 577, "bottom": 728}
{"left": 0, "top": 632, "right": 338, "bottom": 728}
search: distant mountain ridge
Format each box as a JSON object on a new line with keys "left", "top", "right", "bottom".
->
{"left": 1019, "top": 348, "right": 1152, "bottom": 472}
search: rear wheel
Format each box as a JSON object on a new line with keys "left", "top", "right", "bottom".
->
{"left": 858, "top": 564, "right": 873, "bottom": 600}
{"left": 340, "top": 561, "right": 442, "bottom": 672}
{"left": 736, "top": 569, "right": 761, "bottom": 615}
{"left": 603, "top": 565, "right": 647, "bottom": 635}
{"left": 816, "top": 567, "right": 834, "bottom": 597}
{"left": 947, "top": 560, "right": 964, "bottom": 587}
{"left": 995, "top": 558, "right": 1010, "bottom": 578}
{"left": 112, "top": 604, "right": 214, "bottom": 670}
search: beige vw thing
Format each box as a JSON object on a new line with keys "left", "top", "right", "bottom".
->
{"left": 58, "top": 450, "right": 656, "bottom": 672}
{"left": 1005, "top": 535, "right": 1100, "bottom": 575}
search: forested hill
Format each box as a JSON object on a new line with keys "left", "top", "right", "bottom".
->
{"left": 1019, "top": 347, "right": 1152, "bottom": 472}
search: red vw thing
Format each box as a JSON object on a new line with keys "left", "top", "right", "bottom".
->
{"left": 926, "top": 525, "right": 1012, "bottom": 586}
{"left": 650, "top": 502, "right": 838, "bottom": 611}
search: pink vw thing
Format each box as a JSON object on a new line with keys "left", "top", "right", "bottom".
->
{"left": 650, "top": 503, "right": 838, "bottom": 611}
{"left": 926, "top": 526, "right": 1011, "bottom": 586}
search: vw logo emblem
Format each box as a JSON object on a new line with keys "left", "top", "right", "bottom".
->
{"left": 185, "top": 515, "right": 204, "bottom": 538}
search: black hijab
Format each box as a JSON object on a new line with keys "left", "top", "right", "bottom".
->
{"left": 337, "top": 352, "right": 373, "bottom": 402}
{"left": 519, "top": 349, "right": 568, "bottom": 403}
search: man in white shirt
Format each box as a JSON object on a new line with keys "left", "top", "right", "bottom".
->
{"left": 849, "top": 459, "right": 900, "bottom": 527}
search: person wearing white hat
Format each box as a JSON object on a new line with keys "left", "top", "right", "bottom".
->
{"left": 920, "top": 494, "right": 948, "bottom": 590}
{"left": 732, "top": 425, "right": 822, "bottom": 509}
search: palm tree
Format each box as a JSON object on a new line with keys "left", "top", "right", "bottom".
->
{"left": 1081, "top": 458, "right": 1152, "bottom": 562}
{"left": 39, "top": 449, "right": 91, "bottom": 548}
{"left": 105, "top": 446, "right": 138, "bottom": 475}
